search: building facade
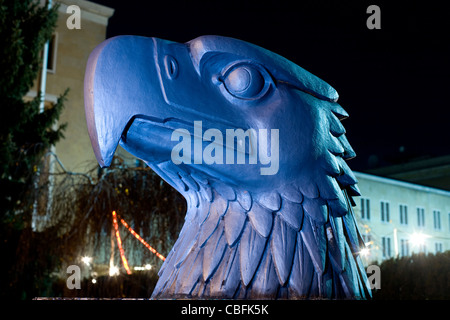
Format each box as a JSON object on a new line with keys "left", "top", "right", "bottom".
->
{"left": 28, "top": 0, "right": 114, "bottom": 173}
{"left": 353, "top": 172, "right": 450, "bottom": 265}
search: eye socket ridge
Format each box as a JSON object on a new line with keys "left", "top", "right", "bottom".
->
{"left": 220, "top": 61, "right": 272, "bottom": 100}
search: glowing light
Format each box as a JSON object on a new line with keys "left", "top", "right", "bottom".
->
{"left": 119, "top": 216, "right": 166, "bottom": 261}
{"left": 109, "top": 265, "right": 119, "bottom": 276}
{"left": 360, "top": 248, "right": 370, "bottom": 257}
{"left": 133, "top": 264, "right": 153, "bottom": 271}
{"left": 112, "top": 211, "right": 132, "bottom": 275}
{"left": 81, "top": 256, "right": 92, "bottom": 265}
{"left": 92, "top": 278, "right": 97, "bottom": 284}
{"left": 410, "top": 232, "right": 430, "bottom": 247}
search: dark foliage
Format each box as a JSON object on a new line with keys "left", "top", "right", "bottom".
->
{"left": 0, "top": 0, "right": 68, "bottom": 299}
{"left": 53, "top": 270, "right": 160, "bottom": 299}
{"left": 0, "top": 0, "right": 67, "bottom": 220}
{"left": 373, "top": 251, "right": 450, "bottom": 300}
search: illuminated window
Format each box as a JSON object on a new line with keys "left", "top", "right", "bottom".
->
{"left": 400, "top": 239, "right": 409, "bottom": 257}
{"left": 360, "top": 198, "right": 370, "bottom": 220}
{"left": 382, "top": 236, "right": 391, "bottom": 258}
{"left": 399, "top": 204, "right": 408, "bottom": 225}
{"left": 46, "top": 33, "right": 58, "bottom": 73}
{"left": 417, "top": 207, "right": 425, "bottom": 227}
{"left": 381, "top": 201, "right": 390, "bottom": 222}
{"left": 433, "top": 210, "right": 441, "bottom": 230}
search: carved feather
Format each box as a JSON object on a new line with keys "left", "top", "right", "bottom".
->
{"left": 198, "top": 195, "right": 226, "bottom": 247}
{"left": 271, "top": 215, "right": 297, "bottom": 285}
{"left": 302, "top": 196, "right": 328, "bottom": 224}
{"left": 202, "top": 222, "right": 228, "bottom": 281}
{"left": 247, "top": 201, "right": 273, "bottom": 238}
{"left": 224, "top": 200, "right": 247, "bottom": 246}
{"left": 254, "top": 191, "right": 281, "bottom": 211}
{"left": 288, "top": 233, "right": 315, "bottom": 298}
{"left": 248, "top": 249, "right": 279, "bottom": 299}
{"left": 236, "top": 189, "right": 252, "bottom": 211}
{"left": 239, "top": 222, "right": 267, "bottom": 286}
{"left": 277, "top": 198, "right": 304, "bottom": 231}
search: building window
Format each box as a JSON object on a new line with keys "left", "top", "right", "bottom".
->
{"left": 46, "top": 33, "right": 58, "bottom": 73}
{"left": 360, "top": 198, "right": 370, "bottom": 220}
{"left": 435, "top": 242, "right": 443, "bottom": 253}
{"left": 382, "top": 236, "right": 391, "bottom": 258}
{"left": 417, "top": 207, "right": 425, "bottom": 227}
{"left": 433, "top": 210, "right": 441, "bottom": 230}
{"left": 399, "top": 204, "right": 408, "bottom": 225}
{"left": 400, "top": 239, "right": 409, "bottom": 257}
{"left": 381, "top": 201, "right": 390, "bottom": 222}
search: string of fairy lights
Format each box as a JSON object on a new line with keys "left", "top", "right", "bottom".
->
{"left": 110, "top": 210, "right": 166, "bottom": 275}
{"left": 119, "top": 216, "right": 166, "bottom": 262}
{"left": 112, "top": 210, "right": 132, "bottom": 275}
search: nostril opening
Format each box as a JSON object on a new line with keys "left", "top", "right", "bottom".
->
{"left": 164, "top": 55, "right": 178, "bottom": 79}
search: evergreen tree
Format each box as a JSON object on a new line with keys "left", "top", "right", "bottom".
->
{"left": 0, "top": 0, "right": 67, "bottom": 298}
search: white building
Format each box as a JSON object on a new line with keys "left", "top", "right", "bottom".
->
{"left": 353, "top": 172, "right": 450, "bottom": 265}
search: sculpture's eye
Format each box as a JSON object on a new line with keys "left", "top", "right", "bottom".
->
{"left": 164, "top": 55, "right": 178, "bottom": 80}
{"left": 221, "top": 64, "right": 270, "bottom": 100}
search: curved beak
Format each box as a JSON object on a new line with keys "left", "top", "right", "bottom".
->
{"left": 84, "top": 36, "right": 164, "bottom": 167}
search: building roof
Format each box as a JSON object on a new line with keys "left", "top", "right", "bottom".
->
{"left": 364, "top": 155, "right": 450, "bottom": 191}
{"left": 355, "top": 171, "right": 450, "bottom": 198}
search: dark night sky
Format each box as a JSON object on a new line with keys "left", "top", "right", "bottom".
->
{"left": 89, "top": 0, "right": 449, "bottom": 172}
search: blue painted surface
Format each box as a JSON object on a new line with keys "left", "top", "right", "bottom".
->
{"left": 84, "top": 35, "right": 371, "bottom": 299}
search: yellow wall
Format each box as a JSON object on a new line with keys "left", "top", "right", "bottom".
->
{"left": 33, "top": 1, "right": 114, "bottom": 173}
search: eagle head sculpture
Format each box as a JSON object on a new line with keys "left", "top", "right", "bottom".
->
{"left": 84, "top": 35, "right": 371, "bottom": 299}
